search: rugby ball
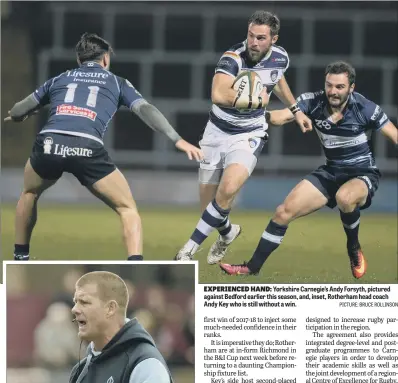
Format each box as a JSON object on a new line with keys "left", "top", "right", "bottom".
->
{"left": 232, "top": 71, "right": 263, "bottom": 98}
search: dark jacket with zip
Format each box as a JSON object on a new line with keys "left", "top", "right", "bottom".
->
{"left": 69, "top": 318, "right": 173, "bottom": 383}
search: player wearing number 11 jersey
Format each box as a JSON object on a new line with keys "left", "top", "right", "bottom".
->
{"left": 4, "top": 32, "right": 203, "bottom": 261}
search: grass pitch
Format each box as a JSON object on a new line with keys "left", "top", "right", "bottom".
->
{"left": 2, "top": 204, "right": 397, "bottom": 283}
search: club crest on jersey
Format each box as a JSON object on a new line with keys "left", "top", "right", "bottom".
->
{"left": 43, "top": 137, "right": 53, "bottom": 154}
{"left": 270, "top": 70, "right": 278, "bottom": 82}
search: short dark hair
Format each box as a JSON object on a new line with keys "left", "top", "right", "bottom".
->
{"left": 76, "top": 271, "right": 128, "bottom": 315}
{"left": 75, "top": 32, "right": 113, "bottom": 64}
{"left": 248, "top": 10, "right": 280, "bottom": 36}
{"left": 325, "top": 61, "right": 356, "bottom": 85}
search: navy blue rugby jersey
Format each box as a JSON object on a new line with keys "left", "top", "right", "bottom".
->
{"left": 297, "top": 91, "right": 390, "bottom": 168}
{"left": 210, "top": 40, "right": 289, "bottom": 135}
{"left": 33, "top": 61, "right": 143, "bottom": 144}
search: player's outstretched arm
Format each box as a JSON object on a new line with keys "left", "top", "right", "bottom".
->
{"left": 380, "top": 121, "right": 398, "bottom": 145}
{"left": 273, "top": 76, "right": 312, "bottom": 133}
{"left": 4, "top": 94, "right": 41, "bottom": 122}
{"left": 272, "top": 76, "right": 297, "bottom": 106}
{"left": 131, "top": 100, "right": 204, "bottom": 161}
{"left": 211, "top": 73, "right": 269, "bottom": 110}
{"left": 266, "top": 108, "right": 295, "bottom": 126}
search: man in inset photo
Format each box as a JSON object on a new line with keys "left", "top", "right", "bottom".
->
{"left": 70, "top": 271, "right": 174, "bottom": 383}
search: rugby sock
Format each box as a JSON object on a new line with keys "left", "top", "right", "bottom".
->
{"left": 247, "top": 220, "right": 288, "bottom": 272}
{"left": 14, "top": 244, "right": 30, "bottom": 261}
{"left": 187, "top": 200, "right": 230, "bottom": 250}
{"left": 128, "top": 255, "right": 144, "bottom": 261}
{"left": 217, "top": 217, "right": 234, "bottom": 240}
{"left": 339, "top": 208, "right": 360, "bottom": 248}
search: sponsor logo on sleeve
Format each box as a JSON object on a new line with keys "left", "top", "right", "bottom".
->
{"left": 370, "top": 105, "right": 381, "bottom": 121}
{"left": 218, "top": 59, "right": 232, "bottom": 68}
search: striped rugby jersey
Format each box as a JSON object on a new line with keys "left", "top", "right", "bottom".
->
{"left": 210, "top": 40, "right": 289, "bottom": 135}
{"left": 297, "top": 91, "right": 390, "bottom": 168}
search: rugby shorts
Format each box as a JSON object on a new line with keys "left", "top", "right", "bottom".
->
{"left": 304, "top": 165, "right": 381, "bottom": 210}
{"left": 199, "top": 121, "right": 267, "bottom": 184}
{"left": 30, "top": 133, "right": 116, "bottom": 186}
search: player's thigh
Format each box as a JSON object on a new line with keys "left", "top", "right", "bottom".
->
{"left": 27, "top": 133, "right": 65, "bottom": 194}
{"left": 67, "top": 140, "right": 136, "bottom": 211}
{"left": 198, "top": 136, "right": 224, "bottom": 206}
{"left": 224, "top": 134, "right": 265, "bottom": 178}
{"left": 199, "top": 140, "right": 223, "bottom": 179}
{"left": 336, "top": 178, "right": 369, "bottom": 208}
{"left": 303, "top": 165, "right": 339, "bottom": 209}
{"left": 88, "top": 169, "right": 137, "bottom": 212}
{"left": 217, "top": 134, "right": 265, "bottom": 197}
{"left": 280, "top": 179, "right": 329, "bottom": 218}
{"left": 23, "top": 159, "right": 58, "bottom": 195}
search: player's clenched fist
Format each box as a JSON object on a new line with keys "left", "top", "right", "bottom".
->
{"left": 175, "top": 139, "right": 204, "bottom": 161}
{"left": 295, "top": 110, "right": 313, "bottom": 133}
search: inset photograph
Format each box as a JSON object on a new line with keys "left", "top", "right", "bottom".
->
{"left": 6, "top": 263, "right": 195, "bottom": 383}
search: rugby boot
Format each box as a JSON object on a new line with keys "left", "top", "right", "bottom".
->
{"left": 14, "top": 253, "right": 29, "bottom": 261}
{"left": 207, "top": 224, "right": 242, "bottom": 264}
{"left": 219, "top": 262, "right": 257, "bottom": 275}
{"left": 174, "top": 243, "right": 197, "bottom": 261}
{"left": 347, "top": 244, "right": 367, "bottom": 279}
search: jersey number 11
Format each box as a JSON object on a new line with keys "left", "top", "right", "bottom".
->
{"left": 64, "top": 83, "right": 99, "bottom": 108}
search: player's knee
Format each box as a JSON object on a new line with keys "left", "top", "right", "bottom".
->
{"left": 216, "top": 183, "right": 237, "bottom": 204}
{"left": 117, "top": 206, "right": 141, "bottom": 222}
{"left": 274, "top": 203, "right": 295, "bottom": 224}
{"left": 336, "top": 189, "right": 355, "bottom": 211}
{"left": 21, "top": 189, "right": 40, "bottom": 202}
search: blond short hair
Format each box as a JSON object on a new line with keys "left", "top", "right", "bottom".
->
{"left": 76, "top": 271, "right": 129, "bottom": 314}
